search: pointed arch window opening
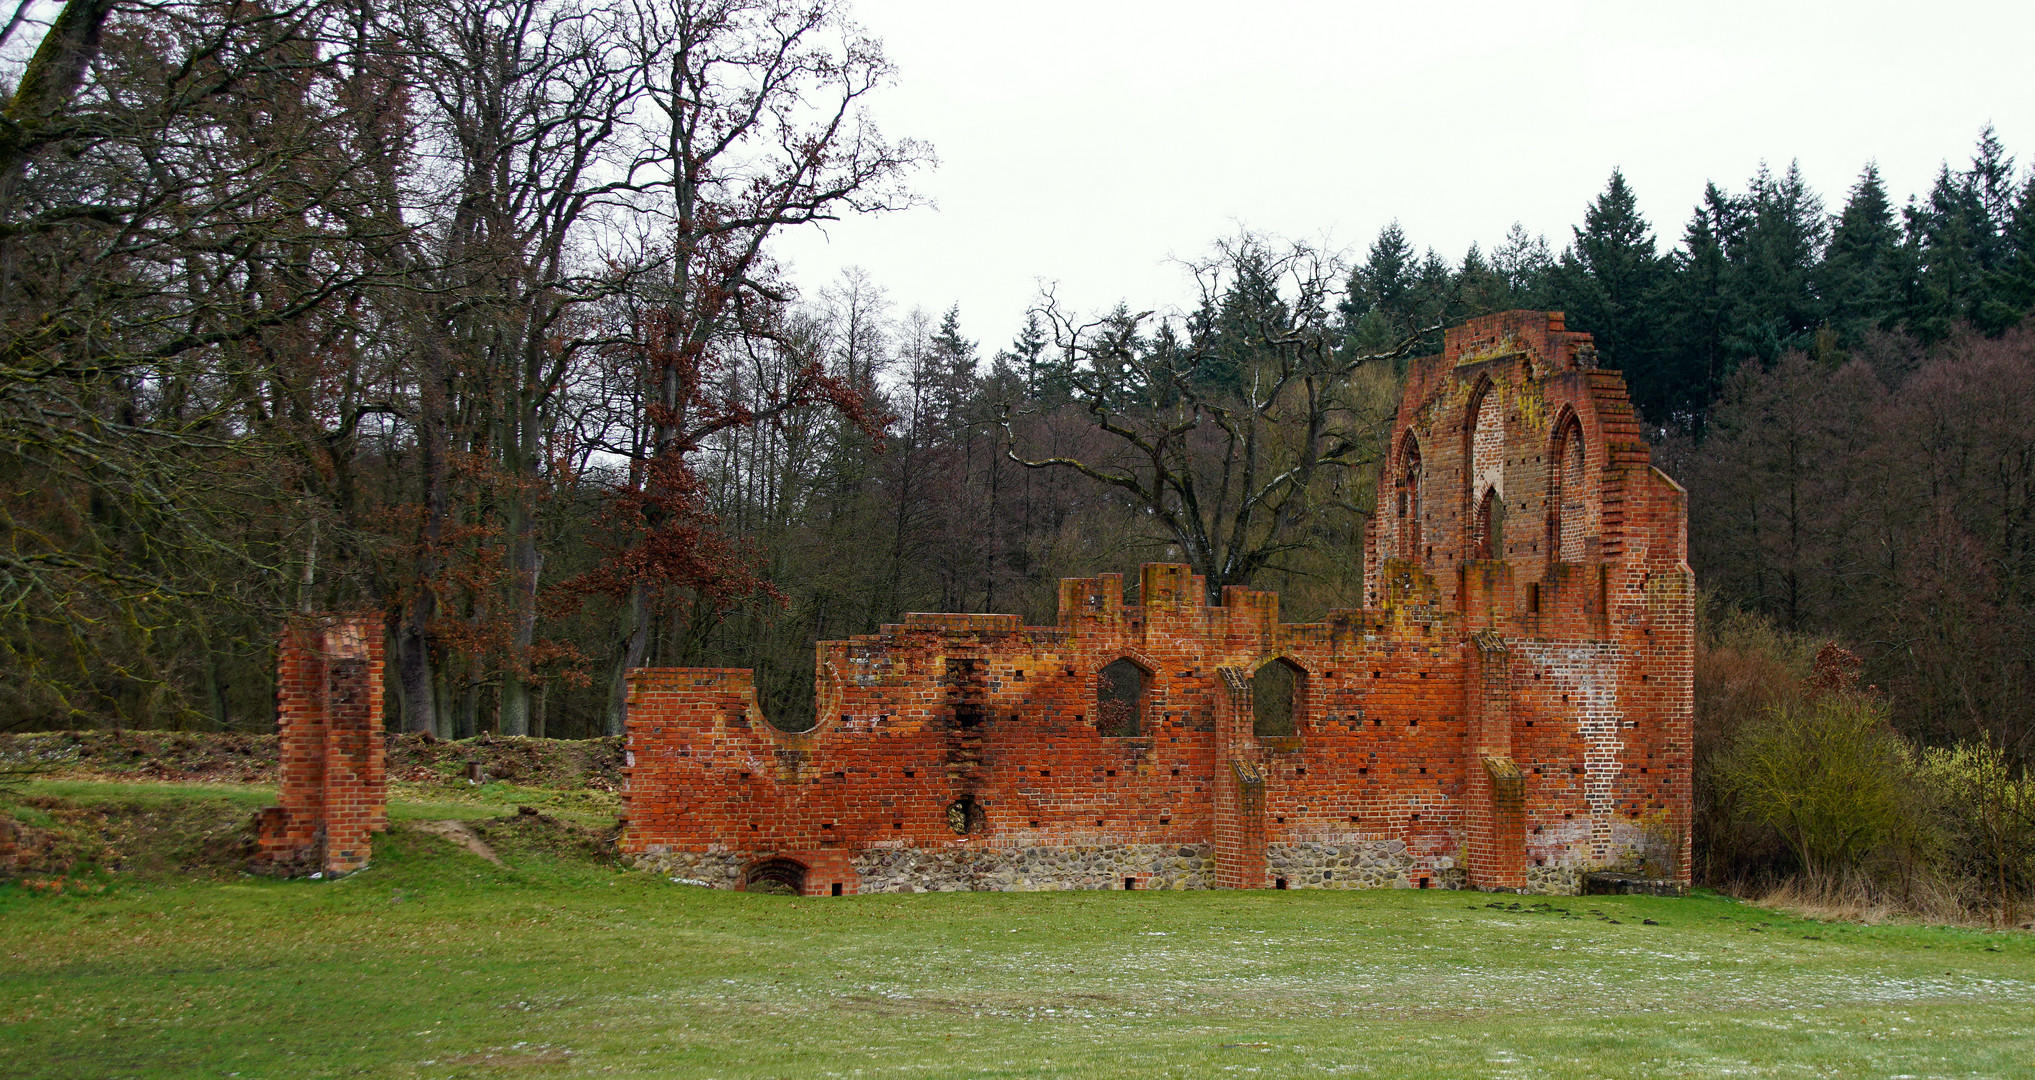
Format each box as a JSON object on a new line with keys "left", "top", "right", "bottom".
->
{"left": 1397, "top": 435, "right": 1423, "bottom": 561}
{"left": 1474, "top": 486, "right": 1503, "bottom": 561}
{"left": 1252, "top": 658, "right": 1306, "bottom": 738}
{"left": 1097, "top": 658, "right": 1147, "bottom": 737}
{"left": 1553, "top": 418, "right": 1587, "bottom": 563}
{"left": 1466, "top": 382, "right": 1505, "bottom": 562}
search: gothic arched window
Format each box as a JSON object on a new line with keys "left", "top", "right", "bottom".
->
{"left": 1473, "top": 486, "right": 1501, "bottom": 560}
{"left": 1553, "top": 418, "right": 1587, "bottom": 562}
{"left": 1398, "top": 435, "right": 1423, "bottom": 559}
{"left": 1251, "top": 658, "right": 1306, "bottom": 737}
{"left": 1097, "top": 658, "right": 1147, "bottom": 737}
{"left": 1466, "top": 381, "right": 1504, "bottom": 560}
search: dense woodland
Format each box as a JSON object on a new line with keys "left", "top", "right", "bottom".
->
{"left": 3, "top": 0, "right": 2033, "bottom": 900}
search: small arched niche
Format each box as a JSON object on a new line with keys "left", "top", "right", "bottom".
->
{"left": 1096, "top": 658, "right": 1147, "bottom": 737}
{"left": 744, "top": 858, "right": 807, "bottom": 896}
{"left": 1473, "top": 485, "right": 1504, "bottom": 561}
{"left": 1251, "top": 658, "right": 1306, "bottom": 738}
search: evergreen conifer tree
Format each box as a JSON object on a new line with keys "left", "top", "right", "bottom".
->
{"left": 1555, "top": 169, "right": 1668, "bottom": 420}
{"left": 1339, "top": 221, "right": 1418, "bottom": 352}
{"left": 1726, "top": 161, "right": 1827, "bottom": 363}
{"left": 1000, "top": 311, "right": 1061, "bottom": 402}
{"left": 1660, "top": 183, "right": 1740, "bottom": 429}
{"left": 1987, "top": 175, "right": 2035, "bottom": 325}
{"left": 1494, "top": 223, "right": 1555, "bottom": 307}
{"left": 1817, "top": 163, "right": 1909, "bottom": 343}
{"left": 928, "top": 305, "right": 979, "bottom": 431}
{"left": 1457, "top": 242, "right": 1510, "bottom": 315}
{"left": 1906, "top": 131, "right": 2019, "bottom": 339}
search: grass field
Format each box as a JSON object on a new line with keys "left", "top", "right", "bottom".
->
{"left": 3, "top": 782, "right": 2033, "bottom": 1079}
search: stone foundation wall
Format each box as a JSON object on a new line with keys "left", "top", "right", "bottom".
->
{"left": 629, "top": 844, "right": 1217, "bottom": 893}
{"left": 629, "top": 849, "right": 751, "bottom": 888}
{"left": 853, "top": 844, "right": 1214, "bottom": 892}
{"left": 1266, "top": 840, "right": 1468, "bottom": 890}
{"left": 630, "top": 841, "right": 1602, "bottom": 895}
{"left": 1524, "top": 865, "right": 1584, "bottom": 894}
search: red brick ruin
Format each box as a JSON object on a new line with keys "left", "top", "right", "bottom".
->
{"left": 256, "top": 616, "right": 387, "bottom": 876}
{"left": 621, "top": 311, "right": 1695, "bottom": 896}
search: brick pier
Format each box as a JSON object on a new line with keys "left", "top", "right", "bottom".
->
{"left": 256, "top": 615, "right": 387, "bottom": 876}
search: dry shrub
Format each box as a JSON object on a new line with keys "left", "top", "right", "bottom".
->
{"left": 1719, "top": 694, "right": 1923, "bottom": 883}
{"left": 1698, "top": 606, "right": 2035, "bottom": 924}
{"left": 1693, "top": 603, "right": 1820, "bottom": 883}
{"left": 1918, "top": 739, "right": 2035, "bottom": 925}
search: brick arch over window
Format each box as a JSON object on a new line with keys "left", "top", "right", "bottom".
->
{"left": 1550, "top": 411, "right": 1588, "bottom": 563}
{"left": 1396, "top": 432, "right": 1423, "bottom": 560}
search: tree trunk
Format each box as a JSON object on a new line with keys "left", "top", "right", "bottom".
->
{"left": 604, "top": 581, "right": 651, "bottom": 736}
{"left": 395, "top": 619, "right": 440, "bottom": 737}
{"left": 497, "top": 484, "right": 542, "bottom": 736}
{"left": 396, "top": 342, "right": 451, "bottom": 735}
{"left": 497, "top": 354, "right": 544, "bottom": 735}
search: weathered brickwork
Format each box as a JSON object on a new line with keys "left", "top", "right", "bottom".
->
{"left": 255, "top": 616, "right": 387, "bottom": 876}
{"left": 623, "top": 311, "right": 1694, "bottom": 897}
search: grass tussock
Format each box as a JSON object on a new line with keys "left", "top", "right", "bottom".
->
{"left": 1752, "top": 875, "right": 1985, "bottom": 929}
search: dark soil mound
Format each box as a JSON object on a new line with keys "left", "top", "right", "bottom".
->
{"left": 0, "top": 730, "right": 625, "bottom": 790}
{"left": 1, "top": 796, "right": 257, "bottom": 878}
{"left": 466, "top": 805, "right": 620, "bottom": 866}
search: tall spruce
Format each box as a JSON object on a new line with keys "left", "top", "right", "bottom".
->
{"left": 1556, "top": 169, "right": 1669, "bottom": 422}
{"left": 1340, "top": 221, "right": 1418, "bottom": 352}
{"left": 1661, "top": 183, "right": 1740, "bottom": 429}
{"left": 1493, "top": 223, "right": 1555, "bottom": 308}
{"left": 1906, "top": 130, "right": 2022, "bottom": 340}
{"left": 1817, "top": 163, "right": 1909, "bottom": 344}
{"left": 1990, "top": 176, "right": 2035, "bottom": 321}
{"left": 1725, "top": 162, "right": 1827, "bottom": 364}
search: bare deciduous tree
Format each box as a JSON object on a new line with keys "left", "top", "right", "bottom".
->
{"left": 1002, "top": 236, "right": 1424, "bottom": 602}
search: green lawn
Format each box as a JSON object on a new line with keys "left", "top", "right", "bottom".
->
{"left": 3, "top": 784, "right": 2033, "bottom": 1079}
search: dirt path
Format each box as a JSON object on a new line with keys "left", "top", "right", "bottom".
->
{"left": 407, "top": 820, "right": 504, "bottom": 866}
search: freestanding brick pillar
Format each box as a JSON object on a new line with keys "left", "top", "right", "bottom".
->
{"left": 256, "top": 615, "right": 386, "bottom": 876}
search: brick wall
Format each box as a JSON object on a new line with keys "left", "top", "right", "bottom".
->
{"left": 256, "top": 615, "right": 387, "bottom": 876}
{"left": 624, "top": 311, "right": 1694, "bottom": 896}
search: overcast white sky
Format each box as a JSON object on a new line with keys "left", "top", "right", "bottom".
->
{"left": 773, "top": 0, "right": 2034, "bottom": 350}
